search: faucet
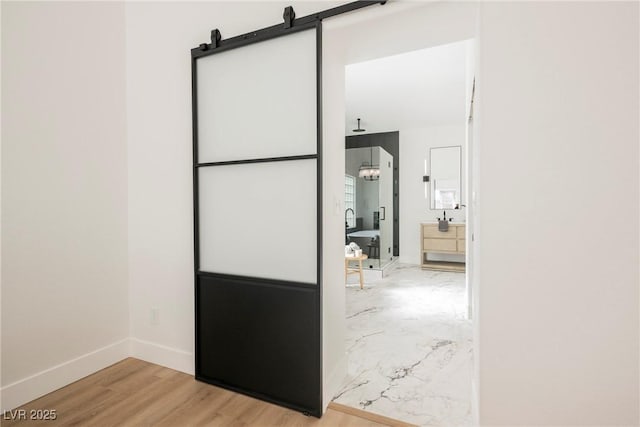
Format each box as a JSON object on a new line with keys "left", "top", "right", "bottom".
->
{"left": 345, "top": 208, "right": 354, "bottom": 244}
{"left": 345, "top": 208, "right": 354, "bottom": 229}
{"left": 437, "top": 210, "right": 451, "bottom": 222}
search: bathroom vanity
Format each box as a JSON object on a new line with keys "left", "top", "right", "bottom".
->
{"left": 421, "top": 223, "right": 466, "bottom": 272}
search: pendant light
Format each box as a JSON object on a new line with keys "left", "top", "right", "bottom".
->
{"left": 358, "top": 144, "right": 380, "bottom": 181}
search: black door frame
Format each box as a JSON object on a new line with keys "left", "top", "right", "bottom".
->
{"left": 191, "top": 1, "right": 386, "bottom": 417}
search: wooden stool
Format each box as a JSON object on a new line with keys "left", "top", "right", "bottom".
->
{"left": 345, "top": 254, "right": 368, "bottom": 289}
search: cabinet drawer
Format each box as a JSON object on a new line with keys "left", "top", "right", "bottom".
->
{"left": 457, "top": 226, "right": 466, "bottom": 238}
{"left": 422, "top": 225, "right": 456, "bottom": 239}
{"left": 423, "top": 238, "right": 457, "bottom": 252}
{"left": 457, "top": 239, "right": 466, "bottom": 253}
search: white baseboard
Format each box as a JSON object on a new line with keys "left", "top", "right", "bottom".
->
{"left": 129, "top": 338, "right": 193, "bottom": 375}
{"left": 0, "top": 338, "right": 129, "bottom": 412}
{"left": 323, "top": 353, "right": 347, "bottom": 413}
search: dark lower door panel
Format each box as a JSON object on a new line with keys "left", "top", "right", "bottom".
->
{"left": 196, "top": 273, "right": 321, "bottom": 415}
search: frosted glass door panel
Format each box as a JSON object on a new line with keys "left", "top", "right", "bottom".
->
{"left": 199, "top": 160, "right": 317, "bottom": 283}
{"left": 197, "top": 30, "right": 317, "bottom": 163}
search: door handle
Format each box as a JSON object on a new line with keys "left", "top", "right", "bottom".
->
{"left": 380, "top": 206, "right": 386, "bottom": 220}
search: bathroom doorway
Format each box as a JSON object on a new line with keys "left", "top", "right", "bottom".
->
{"left": 335, "top": 38, "right": 474, "bottom": 425}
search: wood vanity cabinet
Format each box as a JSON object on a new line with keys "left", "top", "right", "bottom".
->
{"left": 421, "top": 223, "right": 466, "bottom": 272}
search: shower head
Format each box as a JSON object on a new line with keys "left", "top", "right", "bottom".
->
{"left": 353, "top": 118, "right": 366, "bottom": 133}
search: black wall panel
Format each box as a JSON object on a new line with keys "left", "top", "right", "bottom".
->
{"left": 196, "top": 274, "right": 320, "bottom": 415}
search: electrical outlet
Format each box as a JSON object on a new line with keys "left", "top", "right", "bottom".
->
{"left": 151, "top": 308, "right": 159, "bottom": 325}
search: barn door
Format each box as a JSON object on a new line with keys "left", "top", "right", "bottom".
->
{"left": 192, "top": 21, "right": 322, "bottom": 415}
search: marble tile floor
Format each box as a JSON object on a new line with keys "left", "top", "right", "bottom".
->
{"left": 333, "top": 264, "right": 473, "bottom": 426}
{"left": 346, "top": 258, "right": 397, "bottom": 283}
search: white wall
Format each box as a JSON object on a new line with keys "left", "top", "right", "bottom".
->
{"left": 475, "top": 2, "right": 639, "bottom": 425}
{"left": 399, "top": 125, "right": 466, "bottom": 264}
{"left": 1, "top": 2, "right": 129, "bottom": 410}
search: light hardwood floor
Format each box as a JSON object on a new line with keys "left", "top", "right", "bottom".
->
{"left": 2, "top": 358, "right": 408, "bottom": 427}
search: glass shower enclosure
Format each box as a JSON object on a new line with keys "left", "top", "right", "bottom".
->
{"left": 345, "top": 146, "right": 394, "bottom": 269}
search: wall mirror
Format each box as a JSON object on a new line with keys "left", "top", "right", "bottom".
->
{"left": 430, "top": 146, "right": 461, "bottom": 209}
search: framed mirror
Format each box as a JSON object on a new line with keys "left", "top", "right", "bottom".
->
{"left": 430, "top": 146, "right": 461, "bottom": 209}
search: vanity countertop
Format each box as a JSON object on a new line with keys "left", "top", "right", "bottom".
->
{"left": 421, "top": 221, "right": 465, "bottom": 225}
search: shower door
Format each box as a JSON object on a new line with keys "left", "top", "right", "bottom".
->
{"left": 378, "top": 147, "right": 394, "bottom": 266}
{"left": 192, "top": 23, "right": 322, "bottom": 416}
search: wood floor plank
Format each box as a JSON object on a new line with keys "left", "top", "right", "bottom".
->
{"left": 92, "top": 358, "right": 149, "bottom": 387}
{"left": 45, "top": 389, "right": 126, "bottom": 427}
{"left": 73, "top": 371, "right": 185, "bottom": 426}
{"left": 154, "top": 384, "right": 232, "bottom": 427}
{"left": 3, "top": 358, "right": 397, "bottom": 427}
{"left": 2, "top": 359, "right": 136, "bottom": 426}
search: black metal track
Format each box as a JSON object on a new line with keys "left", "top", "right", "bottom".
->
{"left": 191, "top": 1, "right": 384, "bottom": 58}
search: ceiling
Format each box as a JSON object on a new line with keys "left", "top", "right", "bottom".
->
{"left": 345, "top": 40, "right": 469, "bottom": 135}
